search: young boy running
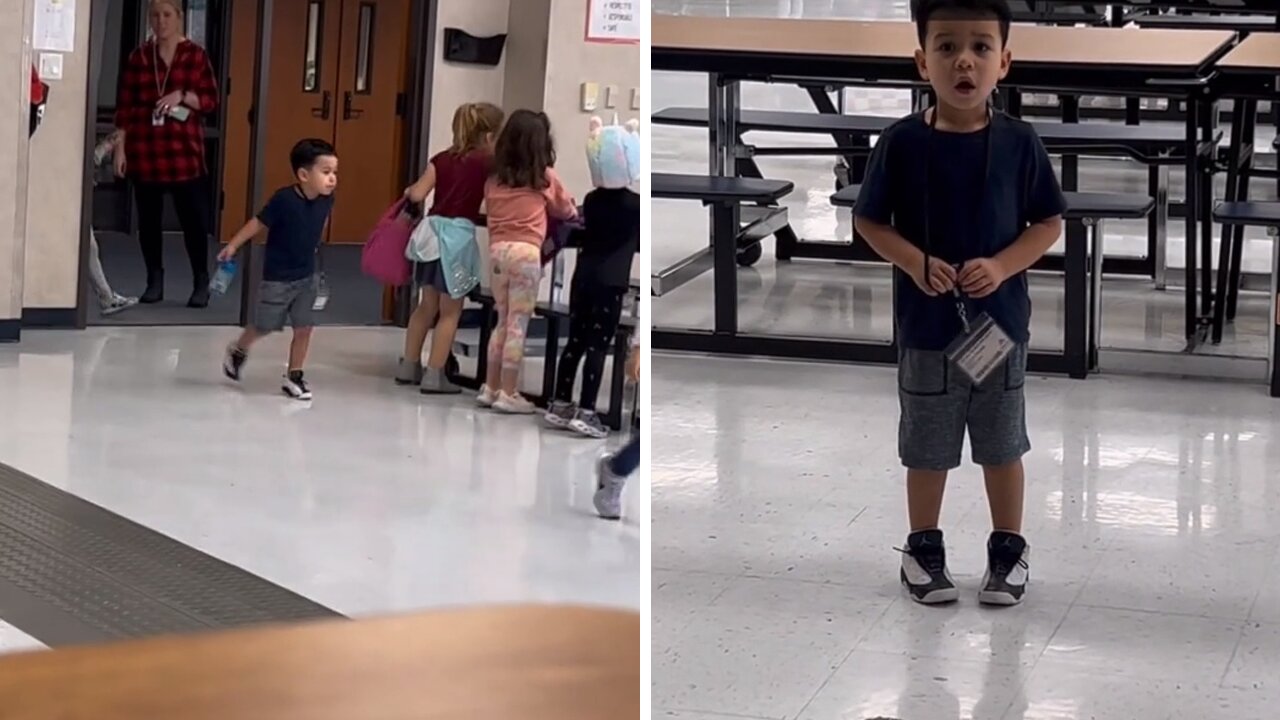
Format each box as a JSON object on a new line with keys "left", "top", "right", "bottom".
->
{"left": 220, "top": 138, "right": 338, "bottom": 401}
{"left": 854, "top": 0, "right": 1066, "bottom": 606}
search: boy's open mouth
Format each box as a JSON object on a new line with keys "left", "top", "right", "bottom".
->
{"left": 955, "top": 79, "right": 977, "bottom": 93}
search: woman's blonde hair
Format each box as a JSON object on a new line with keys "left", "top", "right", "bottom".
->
{"left": 449, "top": 102, "right": 504, "bottom": 154}
{"left": 149, "top": 0, "right": 184, "bottom": 17}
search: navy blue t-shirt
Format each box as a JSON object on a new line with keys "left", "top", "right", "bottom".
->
{"left": 257, "top": 186, "right": 334, "bottom": 282}
{"left": 854, "top": 111, "right": 1066, "bottom": 351}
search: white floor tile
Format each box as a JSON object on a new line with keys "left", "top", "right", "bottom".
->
{"left": 1222, "top": 621, "right": 1280, "bottom": 692}
{"left": 655, "top": 576, "right": 895, "bottom": 719}
{"left": 800, "top": 649, "right": 1026, "bottom": 720}
{"left": 1040, "top": 605, "right": 1241, "bottom": 681}
{"left": 0, "top": 327, "right": 640, "bottom": 620}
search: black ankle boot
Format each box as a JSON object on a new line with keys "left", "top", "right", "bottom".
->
{"left": 140, "top": 271, "right": 164, "bottom": 304}
{"left": 188, "top": 284, "right": 210, "bottom": 308}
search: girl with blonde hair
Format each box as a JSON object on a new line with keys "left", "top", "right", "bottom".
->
{"left": 397, "top": 102, "right": 505, "bottom": 393}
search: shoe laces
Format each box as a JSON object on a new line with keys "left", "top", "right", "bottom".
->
{"left": 990, "top": 543, "right": 1027, "bottom": 576}
{"left": 896, "top": 544, "right": 945, "bottom": 574}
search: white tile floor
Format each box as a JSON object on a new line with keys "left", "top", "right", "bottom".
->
{"left": 652, "top": 352, "right": 1280, "bottom": 720}
{"left": 0, "top": 327, "right": 640, "bottom": 648}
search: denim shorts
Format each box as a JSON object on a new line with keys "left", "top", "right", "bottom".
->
{"left": 897, "top": 344, "right": 1030, "bottom": 471}
{"left": 254, "top": 276, "right": 317, "bottom": 333}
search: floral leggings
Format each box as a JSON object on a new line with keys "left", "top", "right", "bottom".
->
{"left": 488, "top": 242, "right": 543, "bottom": 372}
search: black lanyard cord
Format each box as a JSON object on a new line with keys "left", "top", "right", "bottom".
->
{"left": 922, "top": 104, "right": 994, "bottom": 333}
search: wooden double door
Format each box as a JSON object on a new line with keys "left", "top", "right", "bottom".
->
{"left": 223, "top": 0, "right": 411, "bottom": 244}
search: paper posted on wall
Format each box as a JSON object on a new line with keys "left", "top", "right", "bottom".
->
{"left": 586, "top": 0, "right": 639, "bottom": 44}
{"left": 34, "top": 0, "right": 76, "bottom": 53}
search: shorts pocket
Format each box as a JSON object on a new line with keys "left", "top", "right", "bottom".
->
{"left": 898, "top": 349, "right": 948, "bottom": 397}
{"left": 1003, "top": 344, "right": 1027, "bottom": 391}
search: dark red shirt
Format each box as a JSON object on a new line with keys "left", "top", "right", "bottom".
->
{"left": 115, "top": 39, "right": 218, "bottom": 184}
{"left": 427, "top": 149, "right": 492, "bottom": 225}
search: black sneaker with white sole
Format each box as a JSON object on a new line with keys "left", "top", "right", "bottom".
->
{"left": 223, "top": 344, "right": 247, "bottom": 381}
{"left": 979, "top": 530, "right": 1029, "bottom": 606}
{"left": 282, "top": 370, "right": 313, "bottom": 401}
{"left": 898, "top": 529, "right": 959, "bottom": 605}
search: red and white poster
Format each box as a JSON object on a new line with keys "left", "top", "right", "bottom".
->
{"left": 585, "top": 0, "right": 639, "bottom": 45}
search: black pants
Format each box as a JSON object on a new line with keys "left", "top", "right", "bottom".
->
{"left": 134, "top": 178, "right": 211, "bottom": 285}
{"left": 555, "top": 283, "right": 625, "bottom": 411}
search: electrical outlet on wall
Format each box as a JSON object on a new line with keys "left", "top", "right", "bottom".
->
{"left": 604, "top": 85, "right": 618, "bottom": 109}
{"left": 581, "top": 82, "right": 599, "bottom": 112}
{"left": 630, "top": 88, "right": 641, "bottom": 111}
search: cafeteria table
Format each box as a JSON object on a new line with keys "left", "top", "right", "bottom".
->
{"left": 652, "top": 14, "right": 1237, "bottom": 366}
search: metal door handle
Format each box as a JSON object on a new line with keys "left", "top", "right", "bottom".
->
{"left": 311, "top": 91, "right": 331, "bottom": 120}
{"left": 343, "top": 92, "right": 363, "bottom": 120}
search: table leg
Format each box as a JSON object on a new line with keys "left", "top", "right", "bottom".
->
{"left": 1198, "top": 98, "right": 1215, "bottom": 319}
{"left": 1152, "top": 165, "right": 1169, "bottom": 290}
{"left": 1270, "top": 230, "right": 1280, "bottom": 398}
{"left": 541, "top": 312, "right": 560, "bottom": 404}
{"left": 1211, "top": 99, "right": 1248, "bottom": 344}
{"left": 1184, "top": 94, "right": 1200, "bottom": 344}
{"left": 712, "top": 202, "right": 739, "bottom": 335}
{"left": 1060, "top": 95, "right": 1080, "bottom": 192}
{"left": 1065, "top": 218, "right": 1088, "bottom": 379}
{"left": 1229, "top": 100, "right": 1259, "bottom": 322}
{"left": 1089, "top": 221, "right": 1105, "bottom": 372}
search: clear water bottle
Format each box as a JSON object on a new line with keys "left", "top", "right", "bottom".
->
{"left": 209, "top": 259, "right": 237, "bottom": 295}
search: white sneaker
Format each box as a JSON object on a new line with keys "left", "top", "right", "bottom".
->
{"left": 476, "top": 385, "right": 497, "bottom": 408}
{"left": 100, "top": 293, "right": 138, "bottom": 316}
{"left": 281, "top": 371, "right": 313, "bottom": 401}
{"left": 492, "top": 391, "right": 536, "bottom": 414}
{"left": 593, "top": 455, "right": 625, "bottom": 520}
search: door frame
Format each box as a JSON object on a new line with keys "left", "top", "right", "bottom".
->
{"left": 76, "top": 0, "right": 438, "bottom": 329}
{"left": 77, "top": 0, "right": 235, "bottom": 329}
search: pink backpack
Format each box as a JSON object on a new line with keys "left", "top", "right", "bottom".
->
{"left": 361, "top": 199, "right": 413, "bottom": 285}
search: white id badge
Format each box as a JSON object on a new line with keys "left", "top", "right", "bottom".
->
{"left": 151, "top": 111, "right": 166, "bottom": 127}
{"left": 945, "top": 313, "right": 1014, "bottom": 386}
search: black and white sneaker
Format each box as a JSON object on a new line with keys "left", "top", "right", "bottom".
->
{"left": 897, "top": 529, "right": 959, "bottom": 605}
{"left": 282, "top": 370, "right": 313, "bottom": 401}
{"left": 979, "top": 531, "right": 1030, "bottom": 606}
{"left": 223, "top": 344, "right": 247, "bottom": 381}
{"left": 544, "top": 401, "right": 577, "bottom": 428}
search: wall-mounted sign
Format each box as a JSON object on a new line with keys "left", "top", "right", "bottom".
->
{"left": 585, "top": 0, "right": 639, "bottom": 45}
{"left": 34, "top": 0, "right": 76, "bottom": 53}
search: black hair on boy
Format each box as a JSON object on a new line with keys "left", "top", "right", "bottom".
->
{"left": 914, "top": 0, "right": 1012, "bottom": 48}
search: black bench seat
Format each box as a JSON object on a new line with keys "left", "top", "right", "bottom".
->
{"left": 829, "top": 184, "right": 1155, "bottom": 220}
{"left": 654, "top": 107, "right": 1203, "bottom": 157}
{"left": 1213, "top": 202, "right": 1280, "bottom": 228}
{"left": 1130, "top": 13, "right": 1277, "bottom": 31}
{"left": 651, "top": 172, "right": 794, "bottom": 204}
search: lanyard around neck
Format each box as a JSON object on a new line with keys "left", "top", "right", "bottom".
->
{"left": 923, "top": 105, "right": 994, "bottom": 332}
{"left": 152, "top": 41, "right": 177, "bottom": 97}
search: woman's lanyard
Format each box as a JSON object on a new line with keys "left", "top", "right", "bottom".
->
{"left": 152, "top": 41, "right": 176, "bottom": 99}
{"left": 923, "top": 105, "right": 994, "bottom": 335}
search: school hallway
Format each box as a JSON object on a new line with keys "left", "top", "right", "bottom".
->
{"left": 0, "top": 326, "right": 640, "bottom": 654}
{"left": 651, "top": 353, "right": 1280, "bottom": 719}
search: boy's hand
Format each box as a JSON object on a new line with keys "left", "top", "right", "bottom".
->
{"left": 910, "top": 256, "right": 957, "bottom": 297}
{"left": 958, "top": 258, "right": 1009, "bottom": 298}
{"left": 217, "top": 245, "right": 236, "bottom": 263}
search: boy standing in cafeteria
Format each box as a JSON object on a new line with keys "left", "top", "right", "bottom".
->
{"left": 854, "top": 0, "right": 1065, "bottom": 606}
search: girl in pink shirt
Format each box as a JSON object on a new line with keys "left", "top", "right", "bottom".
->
{"left": 479, "top": 110, "right": 578, "bottom": 413}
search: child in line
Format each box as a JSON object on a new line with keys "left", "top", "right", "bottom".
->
{"left": 479, "top": 110, "right": 578, "bottom": 414}
{"left": 89, "top": 131, "right": 139, "bottom": 316}
{"left": 853, "top": 0, "right": 1065, "bottom": 606}
{"left": 220, "top": 138, "right": 339, "bottom": 401}
{"left": 397, "top": 102, "right": 505, "bottom": 393}
{"left": 544, "top": 118, "right": 641, "bottom": 439}
{"left": 593, "top": 334, "right": 641, "bottom": 520}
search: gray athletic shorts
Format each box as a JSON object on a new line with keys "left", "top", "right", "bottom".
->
{"left": 255, "top": 277, "right": 317, "bottom": 333}
{"left": 898, "top": 344, "right": 1030, "bottom": 471}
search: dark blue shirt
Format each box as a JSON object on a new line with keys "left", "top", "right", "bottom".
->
{"left": 854, "top": 111, "right": 1066, "bottom": 351}
{"left": 257, "top": 186, "right": 334, "bottom": 282}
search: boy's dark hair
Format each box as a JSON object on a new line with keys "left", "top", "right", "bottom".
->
{"left": 914, "top": 0, "right": 1012, "bottom": 48}
{"left": 492, "top": 109, "right": 556, "bottom": 191}
{"left": 290, "top": 138, "right": 337, "bottom": 174}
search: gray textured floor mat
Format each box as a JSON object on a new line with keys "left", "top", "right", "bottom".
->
{"left": 0, "top": 463, "right": 341, "bottom": 647}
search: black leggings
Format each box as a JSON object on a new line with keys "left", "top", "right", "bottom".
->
{"left": 555, "top": 283, "right": 625, "bottom": 411}
{"left": 134, "top": 178, "right": 211, "bottom": 283}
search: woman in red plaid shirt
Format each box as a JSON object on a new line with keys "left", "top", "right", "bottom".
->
{"left": 114, "top": 0, "right": 219, "bottom": 307}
